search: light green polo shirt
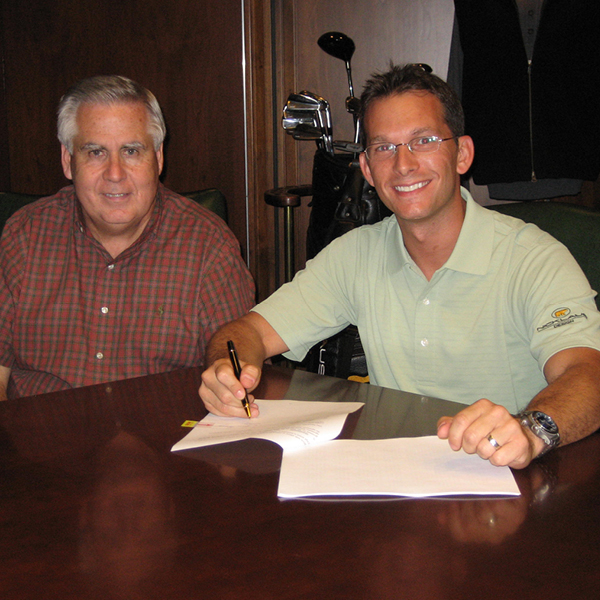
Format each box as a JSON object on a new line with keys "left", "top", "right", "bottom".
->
{"left": 253, "top": 188, "right": 600, "bottom": 412}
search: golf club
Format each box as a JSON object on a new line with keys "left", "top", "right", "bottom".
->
{"left": 318, "top": 31, "right": 361, "bottom": 145}
{"left": 283, "top": 91, "right": 334, "bottom": 153}
{"left": 317, "top": 31, "right": 356, "bottom": 97}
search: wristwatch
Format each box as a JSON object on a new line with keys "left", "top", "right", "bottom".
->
{"left": 516, "top": 410, "right": 561, "bottom": 457}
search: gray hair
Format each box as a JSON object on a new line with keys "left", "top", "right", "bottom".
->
{"left": 57, "top": 75, "right": 166, "bottom": 153}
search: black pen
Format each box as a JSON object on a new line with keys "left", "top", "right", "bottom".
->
{"left": 227, "top": 340, "right": 252, "bottom": 418}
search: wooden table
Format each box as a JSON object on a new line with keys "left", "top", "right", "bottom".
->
{"left": 1, "top": 365, "right": 599, "bottom": 599}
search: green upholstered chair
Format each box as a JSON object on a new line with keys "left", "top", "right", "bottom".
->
{"left": 0, "top": 188, "right": 228, "bottom": 236}
{"left": 491, "top": 201, "right": 600, "bottom": 309}
{"left": 181, "top": 188, "right": 228, "bottom": 223}
{"left": 0, "top": 192, "right": 43, "bottom": 235}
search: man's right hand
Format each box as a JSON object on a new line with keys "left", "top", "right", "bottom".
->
{"left": 200, "top": 357, "right": 262, "bottom": 417}
{"left": 198, "top": 312, "right": 289, "bottom": 417}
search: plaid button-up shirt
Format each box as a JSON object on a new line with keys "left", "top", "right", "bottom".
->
{"left": 0, "top": 184, "right": 255, "bottom": 398}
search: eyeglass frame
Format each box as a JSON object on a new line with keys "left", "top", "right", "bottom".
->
{"left": 363, "top": 135, "right": 458, "bottom": 162}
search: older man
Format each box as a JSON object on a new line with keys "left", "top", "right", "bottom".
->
{"left": 0, "top": 75, "right": 254, "bottom": 399}
{"left": 198, "top": 64, "right": 600, "bottom": 470}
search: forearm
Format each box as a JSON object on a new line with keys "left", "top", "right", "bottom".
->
{"left": 526, "top": 353, "right": 600, "bottom": 447}
{"left": 205, "top": 312, "right": 286, "bottom": 369}
{"left": 437, "top": 349, "right": 600, "bottom": 468}
{"left": 205, "top": 316, "right": 265, "bottom": 368}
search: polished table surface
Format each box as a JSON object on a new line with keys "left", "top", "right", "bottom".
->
{"left": 1, "top": 365, "right": 599, "bottom": 599}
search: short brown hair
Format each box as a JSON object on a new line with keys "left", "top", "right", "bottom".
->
{"left": 359, "top": 63, "right": 464, "bottom": 143}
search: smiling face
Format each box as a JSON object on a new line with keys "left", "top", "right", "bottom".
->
{"left": 61, "top": 101, "right": 163, "bottom": 254}
{"left": 359, "top": 91, "right": 473, "bottom": 228}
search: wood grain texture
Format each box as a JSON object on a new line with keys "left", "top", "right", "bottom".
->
{"left": 2, "top": 365, "right": 599, "bottom": 599}
{"left": 1, "top": 0, "right": 248, "bottom": 253}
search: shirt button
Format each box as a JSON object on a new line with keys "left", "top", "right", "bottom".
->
{"left": 420, "top": 338, "right": 429, "bottom": 347}
{"left": 107, "top": 264, "right": 115, "bottom": 271}
{"left": 422, "top": 298, "right": 430, "bottom": 305}
{"left": 96, "top": 352, "right": 104, "bottom": 360}
{"left": 101, "top": 306, "right": 109, "bottom": 314}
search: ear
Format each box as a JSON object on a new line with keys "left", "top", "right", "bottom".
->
{"left": 456, "top": 135, "right": 474, "bottom": 175}
{"left": 61, "top": 145, "right": 73, "bottom": 180}
{"left": 359, "top": 152, "right": 375, "bottom": 187}
{"left": 156, "top": 143, "right": 164, "bottom": 176}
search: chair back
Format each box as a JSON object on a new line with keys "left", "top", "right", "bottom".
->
{"left": 0, "top": 188, "right": 228, "bottom": 236}
{"left": 0, "top": 192, "right": 42, "bottom": 235}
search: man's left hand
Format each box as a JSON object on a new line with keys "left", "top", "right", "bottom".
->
{"left": 436, "top": 398, "right": 543, "bottom": 469}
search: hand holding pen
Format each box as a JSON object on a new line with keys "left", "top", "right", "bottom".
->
{"left": 227, "top": 340, "right": 252, "bottom": 418}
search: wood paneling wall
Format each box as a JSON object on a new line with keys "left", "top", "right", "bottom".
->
{"left": 3, "top": 1, "right": 597, "bottom": 303}
{"left": 247, "top": 0, "right": 455, "bottom": 298}
{"left": 0, "top": 0, "right": 248, "bottom": 258}
{"left": 246, "top": 0, "right": 600, "bottom": 299}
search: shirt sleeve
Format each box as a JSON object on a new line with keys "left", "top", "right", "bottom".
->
{"left": 507, "top": 228, "right": 600, "bottom": 369}
{"left": 0, "top": 215, "right": 29, "bottom": 370}
{"left": 252, "top": 231, "right": 360, "bottom": 362}
{"left": 196, "top": 221, "right": 256, "bottom": 356}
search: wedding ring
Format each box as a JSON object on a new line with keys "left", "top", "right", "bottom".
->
{"left": 487, "top": 434, "right": 501, "bottom": 449}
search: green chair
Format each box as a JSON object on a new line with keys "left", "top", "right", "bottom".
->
{"left": 0, "top": 192, "right": 43, "bottom": 235}
{"left": 491, "top": 201, "right": 600, "bottom": 309}
{"left": 182, "top": 188, "right": 228, "bottom": 223}
{"left": 0, "top": 188, "right": 228, "bottom": 236}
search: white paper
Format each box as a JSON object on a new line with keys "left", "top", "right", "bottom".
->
{"left": 171, "top": 400, "right": 364, "bottom": 452}
{"left": 278, "top": 436, "right": 521, "bottom": 498}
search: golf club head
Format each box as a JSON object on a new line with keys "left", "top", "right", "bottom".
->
{"left": 332, "top": 140, "right": 363, "bottom": 153}
{"left": 286, "top": 92, "right": 322, "bottom": 111}
{"left": 345, "top": 96, "right": 361, "bottom": 114}
{"left": 317, "top": 31, "right": 355, "bottom": 63}
{"left": 282, "top": 91, "right": 334, "bottom": 153}
{"left": 283, "top": 110, "right": 323, "bottom": 141}
{"left": 282, "top": 116, "right": 319, "bottom": 130}
{"left": 287, "top": 127, "right": 325, "bottom": 141}
{"left": 283, "top": 104, "right": 320, "bottom": 123}
{"left": 412, "top": 63, "right": 433, "bottom": 73}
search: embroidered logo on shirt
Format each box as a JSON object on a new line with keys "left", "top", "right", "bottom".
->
{"left": 537, "top": 307, "right": 587, "bottom": 332}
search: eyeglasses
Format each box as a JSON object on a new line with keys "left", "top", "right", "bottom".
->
{"left": 364, "top": 136, "right": 457, "bottom": 162}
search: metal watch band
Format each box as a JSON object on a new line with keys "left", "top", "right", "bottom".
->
{"left": 516, "top": 410, "right": 560, "bottom": 458}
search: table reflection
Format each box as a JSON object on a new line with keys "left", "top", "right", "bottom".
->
{"left": 78, "top": 431, "right": 177, "bottom": 600}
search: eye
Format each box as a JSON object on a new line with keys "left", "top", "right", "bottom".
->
{"left": 412, "top": 136, "right": 439, "bottom": 147}
{"left": 123, "top": 147, "right": 140, "bottom": 156}
{"left": 373, "top": 143, "right": 396, "bottom": 153}
{"left": 88, "top": 148, "right": 105, "bottom": 158}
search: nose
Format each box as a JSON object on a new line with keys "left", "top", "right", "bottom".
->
{"left": 103, "top": 154, "right": 126, "bottom": 182}
{"left": 392, "top": 144, "right": 419, "bottom": 176}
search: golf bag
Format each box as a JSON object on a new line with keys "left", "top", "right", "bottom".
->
{"left": 284, "top": 32, "right": 421, "bottom": 380}
{"left": 306, "top": 149, "right": 391, "bottom": 259}
{"left": 303, "top": 149, "right": 391, "bottom": 380}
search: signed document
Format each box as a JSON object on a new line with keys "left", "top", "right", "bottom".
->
{"left": 171, "top": 400, "right": 364, "bottom": 452}
{"left": 278, "top": 436, "right": 521, "bottom": 498}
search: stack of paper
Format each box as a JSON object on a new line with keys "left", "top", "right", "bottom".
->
{"left": 172, "top": 400, "right": 520, "bottom": 499}
{"left": 278, "top": 436, "right": 520, "bottom": 498}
